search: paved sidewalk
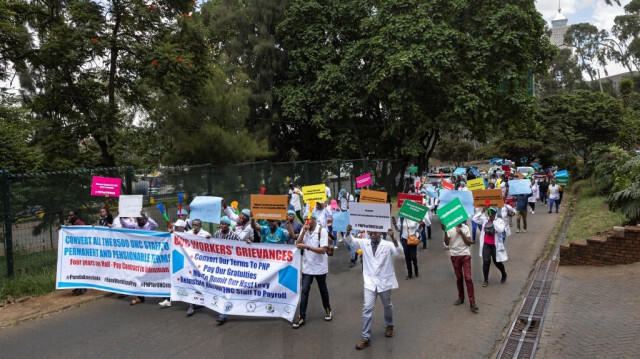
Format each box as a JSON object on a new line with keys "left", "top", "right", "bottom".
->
{"left": 538, "top": 262, "right": 640, "bottom": 358}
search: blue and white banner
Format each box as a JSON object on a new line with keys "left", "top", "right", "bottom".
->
{"left": 170, "top": 233, "right": 301, "bottom": 322}
{"left": 56, "top": 226, "right": 171, "bottom": 296}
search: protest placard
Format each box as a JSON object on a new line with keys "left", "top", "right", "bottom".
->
{"left": 556, "top": 178, "right": 569, "bottom": 185}
{"left": 359, "top": 189, "right": 388, "bottom": 204}
{"left": 349, "top": 203, "right": 391, "bottom": 232}
{"left": 331, "top": 211, "right": 349, "bottom": 232}
{"left": 398, "top": 200, "right": 429, "bottom": 222}
{"left": 118, "top": 195, "right": 143, "bottom": 217}
{"left": 436, "top": 197, "right": 469, "bottom": 231}
{"left": 472, "top": 189, "right": 505, "bottom": 207}
{"left": 355, "top": 173, "right": 372, "bottom": 188}
{"left": 251, "top": 195, "right": 288, "bottom": 220}
{"left": 302, "top": 184, "right": 326, "bottom": 202}
{"left": 507, "top": 180, "right": 532, "bottom": 195}
{"left": 91, "top": 176, "right": 122, "bottom": 197}
{"left": 442, "top": 181, "right": 455, "bottom": 190}
{"left": 56, "top": 226, "right": 171, "bottom": 296}
{"left": 397, "top": 193, "right": 424, "bottom": 208}
{"left": 425, "top": 185, "right": 438, "bottom": 198}
{"left": 171, "top": 232, "right": 301, "bottom": 322}
{"left": 453, "top": 167, "right": 466, "bottom": 176}
{"left": 438, "top": 190, "right": 474, "bottom": 216}
{"left": 408, "top": 165, "right": 418, "bottom": 174}
{"left": 466, "top": 178, "right": 486, "bottom": 191}
{"left": 502, "top": 164, "right": 511, "bottom": 176}
{"left": 190, "top": 196, "right": 223, "bottom": 224}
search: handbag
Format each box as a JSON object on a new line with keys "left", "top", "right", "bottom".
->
{"left": 405, "top": 219, "right": 420, "bottom": 246}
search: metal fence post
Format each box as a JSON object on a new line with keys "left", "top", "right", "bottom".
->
{"left": 207, "top": 163, "right": 213, "bottom": 234}
{"left": 337, "top": 160, "right": 341, "bottom": 195}
{"left": 125, "top": 166, "right": 133, "bottom": 195}
{"left": 2, "top": 169, "right": 14, "bottom": 277}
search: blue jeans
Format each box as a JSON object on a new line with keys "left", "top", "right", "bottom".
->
{"left": 549, "top": 199, "right": 559, "bottom": 212}
{"left": 299, "top": 274, "right": 331, "bottom": 319}
{"left": 471, "top": 221, "right": 479, "bottom": 242}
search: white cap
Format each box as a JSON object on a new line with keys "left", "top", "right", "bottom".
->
{"left": 174, "top": 219, "right": 187, "bottom": 228}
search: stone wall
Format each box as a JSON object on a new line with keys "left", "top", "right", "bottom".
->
{"left": 560, "top": 226, "right": 640, "bottom": 266}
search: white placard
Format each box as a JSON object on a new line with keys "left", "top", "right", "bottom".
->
{"left": 118, "top": 195, "right": 143, "bottom": 218}
{"left": 348, "top": 202, "right": 391, "bottom": 232}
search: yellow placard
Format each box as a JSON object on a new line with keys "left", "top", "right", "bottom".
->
{"left": 466, "top": 178, "right": 486, "bottom": 191}
{"left": 251, "top": 195, "right": 288, "bottom": 220}
{"left": 359, "top": 189, "right": 388, "bottom": 204}
{"left": 302, "top": 184, "right": 327, "bottom": 202}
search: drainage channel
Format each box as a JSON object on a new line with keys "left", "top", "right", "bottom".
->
{"left": 496, "top": 212, "right": 571, "bottom": 359}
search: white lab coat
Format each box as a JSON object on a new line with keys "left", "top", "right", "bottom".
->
{"left": 223, "top": 207, "right": 254, "bottom": 242}
{"left": 472, "top": 211, "right": 508, "bottom": 261}
{"left": 529, "top": 184, "right": 539, "bottom": 203}
{"left": 344, "top": 235, "right": 404, "bottom": 292}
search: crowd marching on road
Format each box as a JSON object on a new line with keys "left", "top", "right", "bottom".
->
{"left": 62, "top": 163, "right": 566, "bottom": 350}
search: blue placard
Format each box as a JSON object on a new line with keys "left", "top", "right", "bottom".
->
{"left": 189, "top": 196, "right": 222, "bottom": 224}
{"left": 425, "top": 185, "right": 438, "bottom": 198}
{"left": 437, "top": 190, "right": 474, "bottom": 216}
{"left": 453, "top": 167, "right": 466, "bottom": 176}
{"left": 508, "top": 180, "right": 532, "bottom": 195}
{"left": 332, "top": 211, "right": 349, "bottom": 232}
{"left": 555, "top": 169, "right": 569, "bottom": 178}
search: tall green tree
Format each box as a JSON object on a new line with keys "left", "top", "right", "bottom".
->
{"left": 564, "top": 23, "right": 608, "bottom": 81}
{"left": 538, "top": 90, "right": 626, "bottom": 161}
{"left": 277, "top": 0, "right": 554, "bottom": 188}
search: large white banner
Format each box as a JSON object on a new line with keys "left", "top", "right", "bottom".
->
{"left": 349, "top": 202, "right": 391, "bottom": 232}
{"left": 170, "top": 233, "right": 301, "bottom": 322}
{"left": 56, "top": 226, "right": 171, "bottom": 297}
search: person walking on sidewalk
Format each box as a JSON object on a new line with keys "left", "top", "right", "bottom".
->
{"left": 444, "top": 222, "right": 478, "bottom": 313}
{"left": 538, "top": 178, "right": 549, "bottom": 206}
{"left": 292, "top": 211, "right": 332, "bottom": 328}
{"left": 528, "top": 179, "right": 539, "bottom": 214}
{"left": 343, "top": 225, "right": 404, "bottom": 350}
{"left": 473, "top": 208, "right": 508, "bottom": 287}
{"left": 548, "top": 179, "right": 561, "bottom": 213}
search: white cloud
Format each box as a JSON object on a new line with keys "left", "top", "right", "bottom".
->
{"left": 592, "top": 0, "right": 629, "bottom": 31}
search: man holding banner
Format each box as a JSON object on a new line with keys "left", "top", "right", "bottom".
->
{"left": 343, "top": 225, "right": 404, "bottom": 350}
{"left": 212, "top": 216, "right": 241, "bottom": 325}
{"left": 222, "top": 202, "right": 254, "bottom": 243}
{"left": 293, "top": 212, "right": 332, "bottom": 328}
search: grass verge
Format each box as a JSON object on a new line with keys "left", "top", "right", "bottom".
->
{"left": 0, "top": 250, "right": 57, "bottom": 301}
{"left": 563, "top": 179, "right": 627, "bottom": 244}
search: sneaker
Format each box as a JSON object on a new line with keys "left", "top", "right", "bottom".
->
{"left": 216, "top": 317, "right": 227, "bottom": 325}
{"left": 522, "top": 229, "right": 526, "bottom": 233}
{"left": 349, "top": 260, "right": 356, "bottom": 268}
{"left": 186, "top": 307, "right": 195, "bottom": 316}
{"left": 531, "top": 211, "right": 534, "bottom": 214}
{"left": 516, "top": 229, "right": 520, "bottom": 233}
{"left": 454, "top": 298, "right": 464, "bottom": 305}
{"left": 443, "top": 245, "right": 449, "bottom": 250}
{"left": 405, "top": 275, "right": 412, "bottom": 280}
{"left": 385, "top": 326, "right": 394, "bottom": 337}
{"left": 334, "top": 246, "right": 338, "bottom": 249}
{"left": 324, "top": 308, "right": 333, "bottom": 321}
{"left": 355, "top": 338, "right": 370, "bottom": 350}
{"left": 470, "top": 303, "right": 479, "bottom": 313}
{"left": 482, "top": 281, "right": 488, "bottom": 287}
{"left": 338, "top": 238, "right": 343, "bottom": 242}
{"left": 292, "top": 315, "right": 305, "bottom": 329}
{"left": 501, "top": 273, "right": 507, "bottom": 283}
{"left": 158, "top": 299, "right": 171, "bottom": 307}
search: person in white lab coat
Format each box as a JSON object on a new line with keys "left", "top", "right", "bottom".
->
{"left": 344, "top": 225, "right": 404, "bottom": 350}
{"left": 472, "top": 207, "right": 508, "bottom": 287}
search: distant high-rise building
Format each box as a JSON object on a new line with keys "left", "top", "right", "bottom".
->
{"left": 550, "top": 4, "right": 569, "bottom": 49}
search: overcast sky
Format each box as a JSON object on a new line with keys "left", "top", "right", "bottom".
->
{"left": 537, "top": 0, "right": 632, "bottom": 76}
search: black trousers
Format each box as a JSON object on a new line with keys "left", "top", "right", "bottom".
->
{"left": 482, "top": 243, "right": 506, "bottom": 282}
{"left": 401, "top": 238, "right": 418, "bottom": 276}
{"left": 299, "top": 273, "right": 331, "bottom": 319}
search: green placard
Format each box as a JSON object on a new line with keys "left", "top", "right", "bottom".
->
{"left": 398, "top": 200, "right": 429, "bottom": 222}
{"left": 556, "top": 177, "right": 569, "bottom": 186}
{"left": 408, "top": 165, "right": 418, "bottom": 174}
{"left": 436, "top": 197, "right": 469, "bottom": 231}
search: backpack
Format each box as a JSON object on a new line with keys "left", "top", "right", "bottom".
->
{"left": 484, "top": 221, "right": 496, "bottom": 235}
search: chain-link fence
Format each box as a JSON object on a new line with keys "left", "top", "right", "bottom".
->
{"left": 0, "top": 159, "right": 403, "bottom": 277}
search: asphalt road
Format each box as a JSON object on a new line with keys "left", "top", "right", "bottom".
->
{"left": 0, "top": 206, "right": 560, "bottom": 359}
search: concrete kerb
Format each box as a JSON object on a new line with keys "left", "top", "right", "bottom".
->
{"left": 0, "top": 292, "right": 113, "bottom": 328}
{"left": 490, "top": 191, "right": 573, "bottom": 358}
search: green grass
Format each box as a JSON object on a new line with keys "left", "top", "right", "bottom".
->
{"left": 0, "top": 250, "right": 57, "bottom": 301}
{"left": 564, "top": 180, "right": 627, "bottom": 244}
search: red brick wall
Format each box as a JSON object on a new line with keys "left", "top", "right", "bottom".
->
{"left": 560, "top": 226, "right": 640, "bottom": 266}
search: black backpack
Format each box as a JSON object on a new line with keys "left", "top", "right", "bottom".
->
{"left": 484, "top": 221, "right": 496, "bottom": 235}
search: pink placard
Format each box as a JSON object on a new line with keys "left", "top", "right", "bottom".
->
{"left": 91, "top": 176, "right": 122, "bottom": 197}
{"left": 355, "top": 173, "right": 372, "bottom": 188}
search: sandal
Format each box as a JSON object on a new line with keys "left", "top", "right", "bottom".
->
{"left": 130, "top": 297, "right": 144, "bottom": 305}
